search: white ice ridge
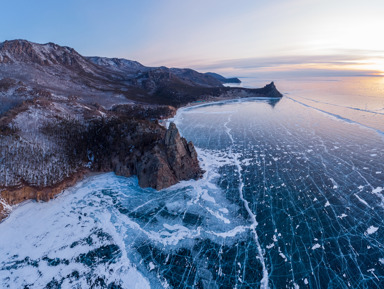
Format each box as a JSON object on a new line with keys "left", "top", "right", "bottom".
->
{"left": 207, "top": 225, "right": 249, "bottom": 238}
{"left": 223, "top": 113, "right": 270, "bottom": 289}
{"left": 285, "top": 96, "right": 384, "bottom": 139}
{"left": 354, "top": 194, "right": 372, "bottom": 209}
{"left": 293, "top": 94, "right": 384, "bottom": 116}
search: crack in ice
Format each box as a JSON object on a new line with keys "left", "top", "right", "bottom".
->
{"left": 224, "top": 113, "right": 270, "bottom": 289}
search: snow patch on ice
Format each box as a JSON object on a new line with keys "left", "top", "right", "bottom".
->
{"left": 372, "top": 187, "right": 383, "bottom": 194}
{"left": 312, "top": 244, "right": 321, "bottom": 250}
{"left": 366, "top": 226, "right": 379, "bottom": 235}
{"left": 148, "top": 262, "right": 155, "bottom": 271}
{"left": 266, "top": 243, "right": 275, "bottom": 249}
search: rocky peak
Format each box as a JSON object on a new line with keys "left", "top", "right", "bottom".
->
{"left": 164, "top": 122, "right": 197, "bottom": 159}
{"left": 0, "top": 39, "right": 91, "bottom": 71}
{"left": 87, "top": 56, "right": 145, "bottom": 72}
{"left": 163, "top": 122, "right": 202, "bottom": 180}
{"left": 164, "top": 122, "right": 180, "bottom": 146}
{"left": 261, "top": 81, "right": 283, "bottom": 98}
{"left": 136, "top": 122, "right": 203, "bottom": 190}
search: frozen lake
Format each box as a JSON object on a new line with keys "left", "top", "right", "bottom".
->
{"left": 1, "top": 77, "right": 384, "bottom": 288}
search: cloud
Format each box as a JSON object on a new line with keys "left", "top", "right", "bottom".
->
{"left": 243, "top": 68, "right": 381, "bottom": 78}
{"left": 190, "top": 50, "right": 384, "bottom": 77}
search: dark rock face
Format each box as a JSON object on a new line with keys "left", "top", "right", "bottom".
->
{"left": 95, "top": 119, "right": 203, "bottom": 190}
{"left": 156, "top": 123, "right": 202, "bottom": 188}
{"left": 89, "top": 119, "right": 203, "bottom": 190}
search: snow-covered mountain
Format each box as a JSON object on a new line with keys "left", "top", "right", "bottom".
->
{"left": 0, "top": 40, "right": 237, "bottom": 108}
{"left": 0, "top": 40, "right": 91, "bottom": 68}
{"left": 87, "top": 56, "right": 146, "bottom": 73}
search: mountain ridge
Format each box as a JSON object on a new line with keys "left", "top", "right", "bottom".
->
{"left": 205, "top": 72, "right": 241, "bottom": 84}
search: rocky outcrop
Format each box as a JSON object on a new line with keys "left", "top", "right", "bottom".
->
{"left": 86, "top": 118, "right": 203, "bottom": 190}
{"left": 0, "top": 123, "right": 203, "bottom": 212}
{"left": 137, "top": 123, "right": 202, "bottom": 189}
{"left": 259, "top": 81, "right": 282, "bottom": 98}
{"left": 0, "top": 100, "right": 203, "bottom": 221}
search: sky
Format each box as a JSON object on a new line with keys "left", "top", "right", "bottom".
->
{"left": 1, "top": 0, "right": 384, "bottom": 78}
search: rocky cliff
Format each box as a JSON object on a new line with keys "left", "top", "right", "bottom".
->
{"left": 0, "top": 39, "right": 282, "bottom": 221}
{"left": 136, "top": 123, "right": 202, "bottom": 189}
{"left": 0, "top": 100, "right": 203, "bottom": 220}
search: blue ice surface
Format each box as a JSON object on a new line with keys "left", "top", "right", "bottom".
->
{"left": 1, "top": 92, "right": 384, "bottom": 288}
{"left": 172, "top": 96, "right": 384, "bottom": 288}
